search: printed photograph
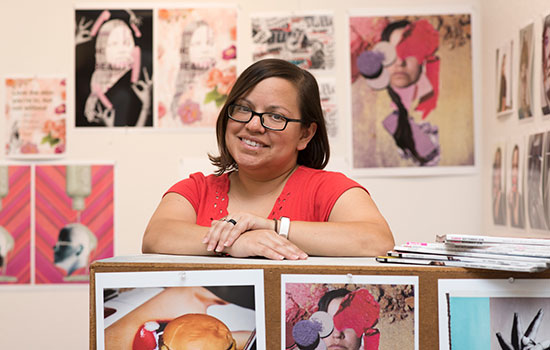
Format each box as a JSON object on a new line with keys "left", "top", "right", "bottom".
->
{"left": 75, "top": 8, "right": 153, "bottom": 127}
{"left": 0, "top": 165, "right": 31, "bottom": 284}
{"left": 35, "top": 164, "right": 114, "bottom": 283}
{"left": 518, "top": 23, "right": 534, "bottom": 120}
{"left": 156, "top": 6, "right": 237, "bottom": 128}
{"left": 496, "top": 40, "right": 514, "bottom": 115}
{"left": 439, "top": 279, "right": 550, "bottom": 350}
{"left": 526, "top": 133, "right": 548, "bottom": 231}
{"left": 283, "top": 274, "right": 418, "bottom": 350}
{"left": 491, "top": 143, "right": 507, "bottom": 226}
{"left": 541, "top": 14, "right": 550, "bottom": 115}
{"left": 507, "top": 137, "right": 526, "bottom": 229}
{"left": 349, "top": 10, "right": 475, "bottom": 173}
{"left": 95, "top": 270, "right": 265, "bottom": 350}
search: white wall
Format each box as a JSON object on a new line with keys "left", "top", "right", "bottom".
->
{"left": 0, "top": 0, "right": 492, "bottom": 348}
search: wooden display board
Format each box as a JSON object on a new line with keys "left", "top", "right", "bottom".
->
{"left": 89, "top": 255, "right": 550, "bottom": 349}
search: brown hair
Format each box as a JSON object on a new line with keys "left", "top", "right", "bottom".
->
{"left": 209, "top": 59, "right": 330, "bottom": 175}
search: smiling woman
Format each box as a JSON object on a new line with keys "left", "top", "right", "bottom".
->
{"left": 142, "top": 58, "right": 394, "bottom": 259}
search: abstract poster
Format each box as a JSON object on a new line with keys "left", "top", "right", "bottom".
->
{"left": 497, "top": 40, "right": 514, "bottom": 115}
{"left": 156, "top": 6, "right": 237, "bottom": 128}
{"left": 518, "top": 23, "right": 534, "bottom": 120}
{"left": 95, "top": 270, "right": 265, "bottom": 350}
{"left": 35, "top": 164, "right": 114, "bottom": 284}
{"left": 251, "top": 12, "right": 335, "bottom": 71}
{"left": 4, "top": 77, "right": 66, "bottom": 158}
{"left": 439, "top": 279, "right": 550, "bottom": 350}
{"left": 349, "top": 9, "right": 475, "bottom": 174}
{"left": 75, "top": 8, "right": 153, "bottom": 127}
{"left": 0, "top": 165, "right": 31, "bottom": 284}
{"left": 541, "top": 14, "right": 550, "bottom": 115}
{"left": 282, "top": 274, "right": 418, "bottom": 350}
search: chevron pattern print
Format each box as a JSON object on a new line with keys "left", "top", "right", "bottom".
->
{"left": 0, "top": 165, "right": 31, "bottom": 284}
{"left": 35, "top": 164, "right": 114, "bottom": 284}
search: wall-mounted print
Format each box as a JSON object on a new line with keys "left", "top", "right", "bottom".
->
{"left": 282, "top": 274, "right": 418, "bottom": 350}
{"left": 496, "top": 40, "right": 514, "bottom": 115}
{"left": 75, "top": 8, "right": 153, "bottom": 127}
{"left": 541, "top": 14, "right": 550, "bottom": 115}
{"left": 491, "top": 142, "right": 507, "bottom": 226}
{"left": 156, "top": 6, "right": 237, "bottom": 129}
{"left": 35, "top": 163, "right": 114, "bottom": 283}
{"left": 4, "top": 77, "right": 66, "bottom": 158}
{"left": 543, "top": 131, "right": 550, "bottom": 230}
{"left": 348, "top": 8, "right": 476, "bottom": 175}
{"left": 527, "top": 133, "right": 548, "bottom": 231}
{"left": 251, "top": 12, "right": 335, "bottom": 71}
{"left": 318, "top": 77, "right": 339, "bottom": 138}
{"left": 0, "top": 165, "right": 31, "bottom": 284}
{"left": 507, "top": 137, "right": 526, "bottom": 229}
{"left": 95, "top": 269, "right": 265, "bottom": 350}
{"left": 518, "top": 23, "right": 534, "bottom": 120}
{"left": 438, "top": 279, "right": 550, "bottom": 350}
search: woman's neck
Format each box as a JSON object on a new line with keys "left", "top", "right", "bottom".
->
{"left": 230, "top": 164, "right": 299, "bottom": 198}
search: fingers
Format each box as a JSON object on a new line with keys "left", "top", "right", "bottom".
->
{"left": 203, "top": 218, "right": 241, "bottom": 253}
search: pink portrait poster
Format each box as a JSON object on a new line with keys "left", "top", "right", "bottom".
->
{"left": 4, "top": 78, "right": 66, "bottom": 158}
{"left": 156, "top": 6, "right": 237, "bottom": 128}
{"left": 35, "top": 164, "right": 114, "bottom": 284}
{"left": 0, "top": 165, "right": 31, "bottom": 284}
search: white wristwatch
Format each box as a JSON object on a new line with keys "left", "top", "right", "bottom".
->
{"left": 278, "top": 217, "right": 290, "bottom": 239}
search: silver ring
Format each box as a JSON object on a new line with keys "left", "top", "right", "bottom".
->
{"left": 227, "top": 219, "right": 237, "bottom": 225}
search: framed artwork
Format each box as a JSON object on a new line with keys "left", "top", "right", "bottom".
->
{"left": 156, "top": 5, "right": 238, "bottom": 128}
{"left": 75, "top": 7, "right": 153, "bottom": 127}
{"left": 496, "top": 40, "right": 514, "bottom": 115}
{"left": 35, "top": 163, "right": 114, "bottom": 283}
{"left": 282, "top": 274, "right": 418, "bottom": 350}
{"left": 439, "top": 279, "right": 550, "bottom": 350}
{"left": 0, "top": 164, "right": 31, "bottom": 284}
{"left": 518, "top": 23, "right": 534, "bottom": 120}
{"left": 4, "top": 77, "right": 66, "bottom": 158}
{"left": 348, "top": 6, "right": 477, "bottom": 175}
{"left": 95, "top": 269, "right": 265, "bottom": 350}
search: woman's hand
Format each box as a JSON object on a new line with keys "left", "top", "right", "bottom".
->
{"left": 225, "top": 230, "right": 308, "bottom": 260}
{"left": 203, "top": 212, "right": 273, "bottom": 253}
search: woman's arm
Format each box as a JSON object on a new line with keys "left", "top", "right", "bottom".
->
{"left": 142, "top": 193, "right": 213, "bottom": 255}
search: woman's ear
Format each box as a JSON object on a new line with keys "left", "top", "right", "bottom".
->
{"left": 297, "top": 122, "right": 317, "bottom": 151}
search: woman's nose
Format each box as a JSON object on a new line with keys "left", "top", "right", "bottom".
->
{"left": 245, "top": 114, "right": 265, "bottom": 132}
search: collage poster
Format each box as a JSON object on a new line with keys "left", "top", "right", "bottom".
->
{"left": 4, "top": 78, "right": 66, "bottom": 158}
{"left": 349, "top": 10, "right": 475, "bottom": 174}
{"left": 156, "top": 6, "right": 237, "bottom": 128}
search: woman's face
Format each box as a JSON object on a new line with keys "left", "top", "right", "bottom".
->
{"left": 105, "top": 24, "right": 135, "bottom": 68}
{"left": 323, "top": 297, "right": 362, "bottom": 350}
{"left": 225, "top": 77, "right": 315, "bottom": 175}
{"left": 188, "top": 24, "right": 214, "bottom": 67}
{"left": 387, "top": 28, "right": 422, "bottom": 88}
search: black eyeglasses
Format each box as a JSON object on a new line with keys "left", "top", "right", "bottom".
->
{"left": 227, "top": 104, "right": 303, "bottom": 131}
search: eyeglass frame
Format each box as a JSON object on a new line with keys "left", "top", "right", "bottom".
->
{"left": 227, "top": 104, "right": 304, "bottom": 131}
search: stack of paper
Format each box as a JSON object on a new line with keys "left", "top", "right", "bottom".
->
{"left": 376, "top": 234, "right": 550, "bottom": 272}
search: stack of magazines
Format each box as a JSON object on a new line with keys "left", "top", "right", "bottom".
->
{"left": 376, "top": 234, "right": 550, "bottom": 272}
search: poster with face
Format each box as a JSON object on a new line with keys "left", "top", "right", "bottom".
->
{"left": 506, "top": 137, "right": 526, "bottom": 229}
{"left": 491, "top": 143, "right": 507, "bottom": 226}
{"left": 541, "top": 14, "right": 550, "bottom": 115}
{"left": 156, "top": 6, "right": 237, "bottom": 128}
{"left": 526, "top": 133, "right": 548, "bottom": 231}
{"left": 496, "top": 41, "right": 514, "bottom": 115}
{"left": 0, "top": 165, "right": 31, "bottom": 285}
{"left": 250, "top": 12, "right": 335, "bottom": 71}
{"left": 4, "top": 77, "right": 66, "bottom": 158}
{"left": 35, "top": 164, "right": 114, "bottom": 283}
{"left": 95, "top": 270, "right": 265, "bottom": 350}
{"left": 282, "top": 274, "right": 418, "bottom": 350}
{"left": 348, "top": 9, "right": 475, "bottom": 174}
{"left": 439, "top": 279, "right": 550, "bottom": 350}
{"left": 75, "top": 8, "right": 153, "bottom": 127}
{"left": 518, "top": 23, "right": 534, "bottom": 120}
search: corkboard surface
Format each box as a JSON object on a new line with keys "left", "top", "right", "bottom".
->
{"left": 89, "top": 256, "right": 550, "bottom": 350}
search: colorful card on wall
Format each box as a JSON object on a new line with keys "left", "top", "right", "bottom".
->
{"left": 156, "top": 6, "right": 237, "bottom": 128}
{"left": 75, "top": 8, "right": 153, "bottom": 127}
{"left": 35, "top": 164, "right": 114, "bottom": 284}
{"left": 282, "top": 274, "right": 418, "bottom": 350}
{"left": 4, "top": 78, "right": 66, "bottom": 158}
{"left": 95, "top": 269, "right": 265, "bottom": 350}
{"left": 348, "top": 8, "right": 476, "bottom": 175}
{"left": 0, "top": 165, "right": 31, "bottom": 284}
{"left": 250, "top": 12, "right": 335, "bottom": 71}
{"left": 438, "top": 279, "right": 550, "bottom": 350}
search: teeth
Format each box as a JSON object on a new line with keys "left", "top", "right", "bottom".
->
{"left": 243, "top": 138, "right": 262, "bottom": 147}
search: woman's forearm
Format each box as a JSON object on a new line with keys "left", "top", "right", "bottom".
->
{"left": 142, "top": 219, "right": 213, "bottom": 256}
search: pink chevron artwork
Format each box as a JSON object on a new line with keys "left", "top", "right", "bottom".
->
{"left": 0, "top": 165, "right": 31, "bottom": 284}
{"left": 35, "top": 164, "right": 114, "bottom": 284}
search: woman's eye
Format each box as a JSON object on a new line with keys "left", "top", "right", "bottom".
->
{"left": 268, "top": 114, "right": 285, "bottom": 122}
{"left": 237, "top": 106, "right": 251, "bottom": 113}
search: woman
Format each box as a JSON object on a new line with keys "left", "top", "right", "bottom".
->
{"left": 143, "top": 59, "right": 394, "bottom": 260}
